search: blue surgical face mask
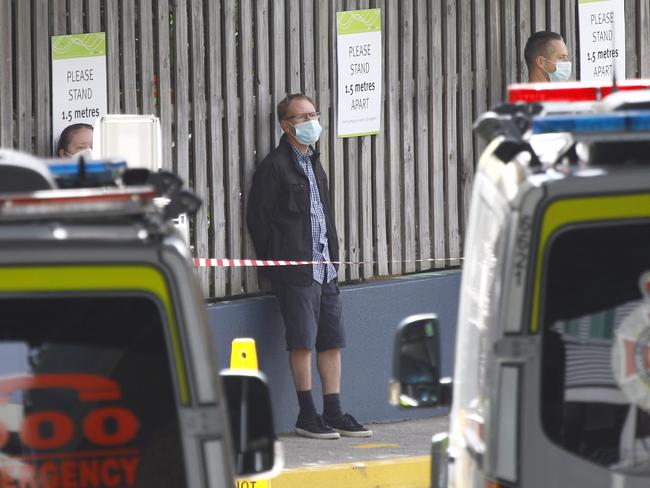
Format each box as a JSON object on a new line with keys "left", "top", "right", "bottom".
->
{"left": 544, "top": 59, "right": 572, "bottom": 82}
{"left": 291, "top": 120, "right": 322, "bottom": 145}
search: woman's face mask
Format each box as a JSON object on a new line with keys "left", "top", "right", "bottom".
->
{"left": 65, "top": 148, "right": 95, "bottom": 161}
{"left": 544, "top": 58, "right": 572, "bottom": 82}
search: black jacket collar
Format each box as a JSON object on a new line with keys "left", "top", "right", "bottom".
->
{"left": 280, "top": 133, "right": 320, "bottom": 172}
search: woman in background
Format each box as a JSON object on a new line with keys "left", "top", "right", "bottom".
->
{"left": 56, "top": 123, "right": 93, "bottom": 158}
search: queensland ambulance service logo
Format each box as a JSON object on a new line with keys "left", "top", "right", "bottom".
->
{"left": 612, "top": 271, "right": 650, "bottom": 413}
{"left": 0, "top": 373, "right": 140, "bottom": 487}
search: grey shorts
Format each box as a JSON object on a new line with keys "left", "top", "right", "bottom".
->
{"left": 272, "top": 280, "right": 346, "bottom": 352}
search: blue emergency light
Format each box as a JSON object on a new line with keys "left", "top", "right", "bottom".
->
{"left": 47, "top": 160, "right": 128, "bottom": 188}
{"left": 532, "top": 111, "right": 650, "bottom": 135}
{"left": 47, "top": 160, "right": 127, "bottom": 176}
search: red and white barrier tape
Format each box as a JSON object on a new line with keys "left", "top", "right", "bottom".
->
{"left": 193, "top": 257, "right": 463, "bottom": 267}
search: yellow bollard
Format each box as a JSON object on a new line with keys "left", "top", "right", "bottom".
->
{"left": 230, "top": 337, "right": 259, "bottom": 370}
{"left": 230, "top": 338, "right": 269, "bottom": 488}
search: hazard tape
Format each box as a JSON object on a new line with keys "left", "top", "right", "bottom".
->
{"left": 193, "top": 257, "right": 463, "bottom": 267}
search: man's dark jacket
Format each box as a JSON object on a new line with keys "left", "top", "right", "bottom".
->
{"left": 246, "top": 134, "right": 339, "bottom": 286}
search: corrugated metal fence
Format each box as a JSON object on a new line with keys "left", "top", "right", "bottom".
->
{"left": 0, "top": 0, "right": 648, "bottom": 298}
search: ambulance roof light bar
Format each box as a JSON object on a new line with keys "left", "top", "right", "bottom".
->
{"left": 508, "top": 80, "right": 650, "bottom": 104}
{"left": 532, "top": 110, "right": 650, "bottom": 135}
{"left": 0, "top": 186, "right": 157, "bottom": 221}
{"left": 47, "top": 159, "right": 128, "bottom": 189}
{"left": 47, "top": 160, "right": 127, "bottom": 177}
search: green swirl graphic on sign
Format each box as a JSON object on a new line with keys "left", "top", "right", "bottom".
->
{"left": 337, "top": 8, "right": 381, "bottom": 35}
{"left": 52, "top": 32, "right": 106, "bottom": 60}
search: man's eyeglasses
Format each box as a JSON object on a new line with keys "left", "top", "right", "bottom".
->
{"left": 285, "top": 112, "right": 320, "bottom": 122}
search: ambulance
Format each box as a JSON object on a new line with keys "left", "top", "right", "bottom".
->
{"left": 0, "top": 149, "right": 280, "bottom": 487}
{"left": 390, "top": 81, "right": 650, "bottom": 487}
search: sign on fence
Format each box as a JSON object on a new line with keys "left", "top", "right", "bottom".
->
{"left": 336, "top": 8, "right": 382, "bottom": 138}
{"left": 51, "top": 32, "right": 108, "bottom": 151}
{"left": 578, "top": 0, "right": 625, "bottom": 81}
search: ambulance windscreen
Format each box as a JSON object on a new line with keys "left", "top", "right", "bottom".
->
{"left": 0, "top": 295, "right": 187, "bottom": 488}
{"left": 541, "top": 220, "right": 650, "bottom": 476}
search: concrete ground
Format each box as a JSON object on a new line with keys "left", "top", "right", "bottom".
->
{"left": 262, "top": 416, "right": 449, "bottom": 488}
{"left": 280, "top": 416, "right": 448, "bottom": 468}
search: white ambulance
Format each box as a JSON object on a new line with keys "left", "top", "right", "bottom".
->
{"left": 0, "top": 149, "right": 281, "bottom": 487}
{"left": 391, "top": 81, "right": 650, "bottom": 487}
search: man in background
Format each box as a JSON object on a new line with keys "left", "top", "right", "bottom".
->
{"left": 247, "top": 93, "right": 372, "bottom": 440}
{"left": 524, "top": 31, "right": 571, "bottom": 82}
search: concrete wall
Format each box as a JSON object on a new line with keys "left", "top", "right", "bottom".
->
{"left": 207, "top": 271, "right": 461, "bottom": 433}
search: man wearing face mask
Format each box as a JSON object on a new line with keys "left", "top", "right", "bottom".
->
{"left": 524, "top": 31, "right": 572, "bottom": 83}
{"left": 247, "top": 93, "right": 372, "bottom": 440}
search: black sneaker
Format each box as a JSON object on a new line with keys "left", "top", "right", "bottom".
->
{"left": 323, "top": 413, "right": 373, "bottom": 438}
{"left": 295, "top": 414, "right": 340, "bottom": 439}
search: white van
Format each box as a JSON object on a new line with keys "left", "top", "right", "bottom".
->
{"left": 390, "top": 81, "right": 650, "bottom": 487}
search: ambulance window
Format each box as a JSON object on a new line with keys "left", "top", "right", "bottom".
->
{"left": 541, "top": 220, "right": 650, "bottom": 476}
{"left": 0, "top": 295, "right": 187, "bottom": 487}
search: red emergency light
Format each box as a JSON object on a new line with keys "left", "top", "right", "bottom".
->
{"left": 508, "top": 80, "right": 650, "bottom": 103}
{"left": 0, "top": 187, "right": 155, "bottom": 206}
{"left": 0, "top": 187, "right": 156, "bottom": 219}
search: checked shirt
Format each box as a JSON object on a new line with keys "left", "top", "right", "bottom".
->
{"left": 290, "top": 144, "right": 337, "bottom": 284}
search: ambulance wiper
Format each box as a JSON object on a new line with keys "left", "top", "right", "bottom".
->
{"left": 122, "top": 168, "right": 201, "bottom": 220}
{"left": 474, "top": 104, "right": 542, "bottom": 169}
{"left": 473, "top": 103, "right": 541, "bottom": 142}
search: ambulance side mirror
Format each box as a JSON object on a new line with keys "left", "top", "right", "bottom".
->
{"left": 221, "top": 370, "right": 283, "bottom": 478}
{"left": 389, "top": 314, "right": 452, "bottom": 408}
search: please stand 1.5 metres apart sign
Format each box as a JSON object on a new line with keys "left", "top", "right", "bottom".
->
{"left": 578, "top": 0, "right": 626, "bottom": 81}
{"left": 336, "top": 8, "right": 382, "bottom": 138}
{"left": 51, "top": 32, "right": 107, "bottom": 151}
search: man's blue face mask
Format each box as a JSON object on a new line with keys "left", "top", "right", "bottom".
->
{"left": 291, "top": 120, "right": 322, "bottom": 145}
{"left": 544, "top": 58, "right": 572, "bottom": 82}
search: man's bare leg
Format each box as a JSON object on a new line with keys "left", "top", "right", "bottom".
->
{"left": 318, "top": 348, "right": 344, "bottom": 422}
{"left": 289, "top": 349, "right": 312, "bottom": 390}
{"left": 316, "top": 348, "right": 341, "bottom": 394}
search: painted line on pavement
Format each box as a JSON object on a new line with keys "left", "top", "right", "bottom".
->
{"left": 268, "top": 455, "right": 430, "bottom": 488}
{"left": 352, "top": 443, "right": 400, "bottom": 449}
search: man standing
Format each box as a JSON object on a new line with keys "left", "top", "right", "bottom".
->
{"left": 524, "top": 31, "right": 572, "bottom": 83}
{"left": 247, "top": 93, "right": 372, "bottom": 440}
